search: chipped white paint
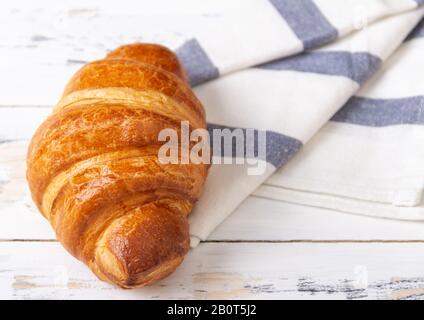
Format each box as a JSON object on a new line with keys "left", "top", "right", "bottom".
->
{"left": 2, "top": 242, "right": 424, "bottom": 300}
{"left": 1, "top": 0, "right": 424, "bottom": 300}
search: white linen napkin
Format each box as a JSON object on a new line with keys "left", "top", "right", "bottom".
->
{"left": 169, "top": 1, "right": 424, "bottom": 247}
{"left": 255, "top": 19, "right": 424, "bottom": 221}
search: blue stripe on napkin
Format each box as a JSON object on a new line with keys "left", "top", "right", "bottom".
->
{"left": 258, "top": 51, "right": 382, "bottom": 85}
{"left": 331, "top": 96, "right": 424, "bottom": 126}
{"left": 207, "top": 123, "right": 303, "bottom": 168}
{"left": 270, "top": 0, "right": 338, "bottom": 49}
{"left": 175, "top": 39, "right": 219, "bottom": 86}
{"left": 406, "top": 19, "right": 424, "bottom": 41}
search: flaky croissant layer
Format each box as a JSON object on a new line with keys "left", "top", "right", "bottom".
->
{"left": 26, "top": 43, "right": 209, "bottom": 288}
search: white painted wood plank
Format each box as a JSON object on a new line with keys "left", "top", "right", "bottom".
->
{"left": 0, "top": 107, "right": 50, "bottom": 142}
{"left": 1, "top": 242, "right": 424, "bottom": 299}
{"left": 0, "top": 0, "right": 217, "bottom": 106}
{"left": 1, "top": 139, "right": 424, "bottom": 241}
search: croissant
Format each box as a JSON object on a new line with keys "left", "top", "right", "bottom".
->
{"left": 26, "top": 43, "right": 209, "bottom": 288}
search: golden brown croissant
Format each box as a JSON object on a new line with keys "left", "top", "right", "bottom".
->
{"left": 26, "top": 43, "right": 209, "bottom": 288}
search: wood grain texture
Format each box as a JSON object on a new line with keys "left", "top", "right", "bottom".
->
{"left": 0, "top": 0, "right": 208, "bottom": 106}
{"left": 2, "top": 242, "right": 424, "bottom": 300}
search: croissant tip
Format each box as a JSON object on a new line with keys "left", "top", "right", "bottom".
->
{"left": 91, "top": 245, "right": 186, "bottom": 289}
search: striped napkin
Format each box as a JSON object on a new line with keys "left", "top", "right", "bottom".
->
{"left": 168, "top": 0, "right": 424, "bottom": 246}
{"left": 255, "top": 19, "right": 424, "bottom": 221}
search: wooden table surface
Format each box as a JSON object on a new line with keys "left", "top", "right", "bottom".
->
{"left": 1, "top": 0, "right": 424, "bottom": 300}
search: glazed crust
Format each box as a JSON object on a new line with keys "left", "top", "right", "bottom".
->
{"left": 26, "top": 43, "right": 209, "bottom": 288}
